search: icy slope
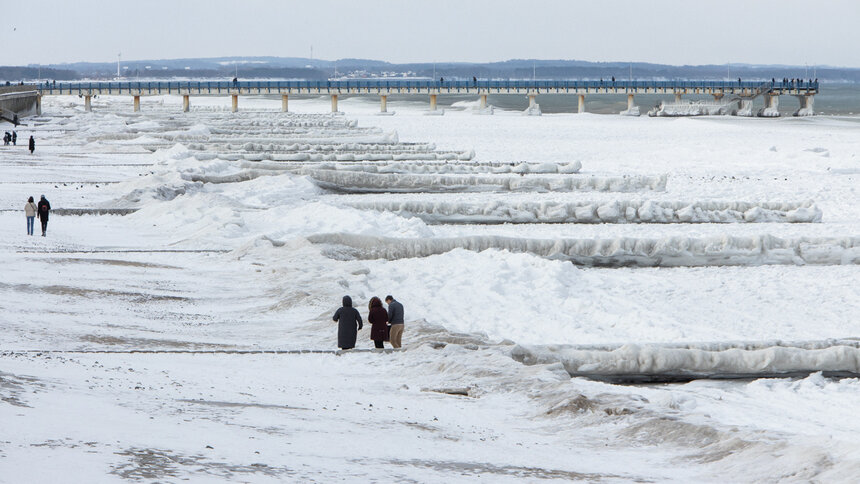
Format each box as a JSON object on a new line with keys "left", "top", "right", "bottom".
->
{"left": 309, "top": 232, "right": 860, "bottom": 267}
{"left": 346, "top": 199, "right": 821, "bottom": 224}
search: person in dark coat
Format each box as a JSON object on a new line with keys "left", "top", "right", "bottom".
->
{"left": 37, "top": 195, "right": 51, "bottom": 237}
{"left": 367, "top": 296, "right": 388, "bottom": 349}
{"left": 385, "top": 295, "right": 404, "bottom": 349}
{"left": 333, "top": 295, "right": 362, "bottom": 350}
{"left": 11, "top": 131, "right": 17, "bottom": 145}
{"left": 28, "top": 135, "right": 35, "bottom": 154}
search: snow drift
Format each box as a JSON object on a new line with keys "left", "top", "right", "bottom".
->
{"left": 303, "top": 169, "right": 666, "bottom": 194}
{"left": 345, "top": 199, "right": 821, "bottom": 224}
{"left": 307, "top": 233, "right": 860, "bottom": 267}
{"left": 511, "top": 340, "right": 860, "bottom": 382}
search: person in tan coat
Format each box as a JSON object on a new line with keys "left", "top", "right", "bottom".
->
{"left": 24, "top": 196, "right": 37, "bottom": 236}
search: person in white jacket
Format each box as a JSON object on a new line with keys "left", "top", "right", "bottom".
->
{"left": 24, "top": 196, "right": 37, "bottom": 236}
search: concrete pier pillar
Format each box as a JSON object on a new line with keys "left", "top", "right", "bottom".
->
{"left": 713, "top": 93, "right": 724, "bottom": 102}
{"left": 281, "top": 94, "right": 289, "bottom": 112}
{"left": 380, "top": 95, "right": 387, "bottom": 112}
{"left": 331, "top": 94, "right": 338, "bottom": 113}
{"left": 765, "top": 95, "right": 776, "bottom": 109}
{"left": 479, "top": 94, "right": 488, "bottom": 110}
{"left": 182, "top": 95, "right": 190, "bottom": 113}
{"left": 738, "top": 98, "right": 753, "bottom": 116}
{"left": 794, "top": 95, "right": 814, "bottom": 116}
{"left": 577, "top": 94, "right": 585, "bottom": 113}
{"left": 761, "top": 94, "right": 780, "bottom": 117}
{"left": 429, "top": 94, "right": 437, "bottom": 111}
{"left": 528, "top": 94, "right": 536, "bottom": 107}
{"left": 133, "top": 95, "right": 140, "bottom": 112}
{"left": 84, "top": 95, "right": 92, "bottom": 112}
{"left": 231, "top": 94, "right": 238, "bottom": 112}
{"left": 627, "top": 94, "right": 635, "bottom": 110}
{"left": 674, "top": 93, "right": 682, "bottom": 103}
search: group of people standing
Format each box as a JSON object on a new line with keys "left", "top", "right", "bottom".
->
{"left": 333, "top": 295, "right": 405, "bottom": 350}
{"left": 24, "top": 195, "right": 51, "bottom": 236}
{"left": 2, "top": 131, "right": 35, "bottom": 153}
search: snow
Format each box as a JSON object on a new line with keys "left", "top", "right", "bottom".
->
{"left": 303, "top": 168, "right": 667, "bottom": 193}
{"left": 308, "top": 232, "right": 860, "bottom": 267}
{"left": 1, "top": 93, "right": 859, "bottom": 482}
{"left": 345, "top": 199, "right": 821, "bottom": 224}
{"left": 512, "top": 341, "right": 860, "bottom": 379}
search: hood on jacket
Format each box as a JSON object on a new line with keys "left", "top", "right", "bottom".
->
{"left": 342, "top": 295, "right": 353, "bottom": 307}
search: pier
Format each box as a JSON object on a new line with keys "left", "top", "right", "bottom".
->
{"left": 27, "top": 79, "right": 819, "bottom": 116}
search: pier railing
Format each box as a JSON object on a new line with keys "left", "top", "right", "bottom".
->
{"left": 29, "top": 79, "right": 820, "bottom": 95}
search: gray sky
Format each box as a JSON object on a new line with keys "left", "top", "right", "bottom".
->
{"left": 3, "top": 0, "right": 859, "bottom": 68}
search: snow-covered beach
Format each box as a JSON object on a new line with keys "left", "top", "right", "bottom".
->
{"left": 1, "top": 94, "right": 859, "bottom": 482}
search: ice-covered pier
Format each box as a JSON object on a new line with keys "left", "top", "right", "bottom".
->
{"left": 30, "top": 79, "right": 819, "bottom": 116}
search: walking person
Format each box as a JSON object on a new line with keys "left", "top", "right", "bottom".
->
{"left": 28, "top": 135, "right": 35, "bottom": 154}
{"left": 332, "top": 296, "right": 363, "bottom": 350}
{"left": 24, "top": 196, "right": 37, "bottom": 236}
{"left": 385, "top": 295, "right": 404, "bottom": 349}
{"left": 37, "top": 195, "right": 50, "bottom": 236}
{"left": 367, "top": 296, "right": 388, "bottom": 349}
{"left": 12, "top": 131, "right": 17, "bottom": 145}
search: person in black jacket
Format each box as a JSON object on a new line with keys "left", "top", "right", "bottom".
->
{"left": 367, "top": 296, "right": 388, "bottom": 349}
{"left": 37, "top": 195, "right": 51, "bottom": 236}
{"left": 28, "top": 135, "right": 35, "bottom": 154}
{"left": 333, "top": 296, "right": 362, "bottom": 350}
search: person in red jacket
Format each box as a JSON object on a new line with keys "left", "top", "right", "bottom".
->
{"left": 367, "top": 296, "right": 389, "bottom": 349}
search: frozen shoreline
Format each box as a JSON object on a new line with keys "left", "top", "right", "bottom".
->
{"left": 1, "top": 94, "right": 859, "bottom": 482}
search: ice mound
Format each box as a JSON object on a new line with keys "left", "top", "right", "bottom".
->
{"left": 758, "top": 107, "right": 781, "bottom": 118}
{"left": 127, "top": 197, "right": 432, "bottom": 247}
{"left": 360, "top": 249, "right": 589, "bottom": 344}
{"left": 648, "top": 101, "right": 731, "bottom": 117}
{"left": 320, "top": 161, "right": 581, "bottom": 175}
{"left": 346, "top": 199, "right": 821, "bottom": 224}
{"left": 522, "top": 104, "right": 542, "bottom": 116}
{"left": 303, "top": 169, "right": 666, "bottom": 194}
{"left": 307, "top": 233, "right": 860, "bottom": 267}
{"left": 511, "top": 340, "right": 860, "bottom": 382}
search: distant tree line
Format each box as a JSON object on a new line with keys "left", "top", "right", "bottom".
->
{"left": 0, "top": 66, "right": 77, "bottom": 82}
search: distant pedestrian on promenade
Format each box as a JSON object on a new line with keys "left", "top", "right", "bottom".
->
{"left": 385, "top": 295, "right": 404, "bottom": 349}
{"left": 12, "top": 131, "right": 17, "bottom": 145}
{"left": 367, "top": 296, "right": 388, "bottom": 349}
{"left": 472, "top": 76, "right": 477, "bottom": 85}
{"left": 28, "top": 135, "right": 35, "bottom": 154}
{"left": 24, "top": 196, "right": 37, "bottom": 236}
{"left": 37, "top": 195, "right": 50, "bottom": 236}
{"left": 3, "top": 132, "right": 8, "bottom": 145}
{"left": 333, "top": 295, "right": 362, "bottom": 350}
